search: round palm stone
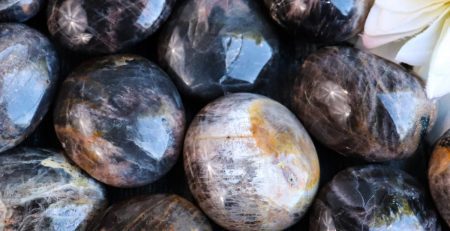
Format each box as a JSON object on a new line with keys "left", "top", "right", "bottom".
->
{"left": 0, "top": 23, "right": 59, "bottom": 153}
{"left": 47, "top": 0, "right": 176, "bottom": 54}
{"left": 54, "top": 55, "right": 185, "bottom": 187}
{"left": 0, "top": 148, "right": 106, "bottom": 230}
{"left": 292, "top": 47, "right": 435, "bottom": 162}
{"left": 310, "top": 165, "right": 440, "bottom": 231}
{"left": 429, "top": 130, "right": 450, "bottom": 227}
{"left": 96, "top": 194, "right": 212, "bottom": 230}
{"left": 0, "top": 0, "right": 43, "bottom": 22}
{"left": 184, "top": 93, "right": 320, "bottom": 231}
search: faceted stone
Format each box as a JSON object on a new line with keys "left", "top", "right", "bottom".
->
{"left": 158, "top": 0, "right": 283, "bottom": 101}
{"left": 0, "top": 23, "right": 59, "bottom": 153}
{"left": 292, "top": 47, "right": 435, "bottom": 162}
{"left": 0, "top": 0, "right": 43, "bottom": 22}
{"left": 310, "top": 165, "right": 440, "bottom": 231}
{"left": 429, "top": 130, "right": 450, "bottom": 227}
{"left": 47, "top": 0, "right": 176, "bottom": 54}
{"left": 184, "top": 93, "right": 320, "bottom": 231}
{"left": 264, "top": 0, "right": 373, "bottom": 42}
{"left": 96, "top": 194, "right": 212, "bottom": 230}
{"left": 0, "top": 148, "right": 106, "bottom": 230}
{"left": 54, "top": 55, "right": 185, "bottom": 187}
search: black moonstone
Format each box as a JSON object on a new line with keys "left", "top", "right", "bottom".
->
{"left": 0, "top": 0, "right": 43, "bottom": 22}
{"left": 54, "top": 55, "right": 186, "bottom": 188}
{"left": 0, "top": 23, "right": 59, "bottom": 153}
{"left": 158, "top": 0, "right": 283, "bottom": 101}
{"left": 47, "top": 0, "right": 176, "bottom": 54}
{"left": 264, "top": 0, "right": 373, "bottom": 42}
{"left": 310, "top": 165, "right": 440, "bottom": 231}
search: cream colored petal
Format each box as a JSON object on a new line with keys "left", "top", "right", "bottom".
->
{"left": 376, "top": 0, "right": 449, "bottom": 13}
{"left": 362, "top": 30, "right": 421, "bottom": 49}
{"left": 356, "top": 38, "right": 406, "bottom": 63}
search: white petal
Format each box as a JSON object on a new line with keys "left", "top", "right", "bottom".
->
{"left": 357, "top": 38, "right": 406, "bottom": 63}
{"left": 376, "top": 0, "right": 448, "bottom": 13}
{"left": 362, "top": 30, "right": 420, "bottom": 48}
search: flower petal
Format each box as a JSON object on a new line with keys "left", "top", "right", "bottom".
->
{"left": 376, "top": 0, "right": 448, "bottom": 13}
{"left": 356, "top": 38, "right": 406, "bottom": 63}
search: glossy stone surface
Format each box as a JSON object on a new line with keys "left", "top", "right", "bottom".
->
{"left": 0, "top": 0, "right": 43, "bottom": 22}
{"left": 292, "top": 47, "right": 435, "bottom": 162}
{"left": 96, "top": 194, "right": 212, "bottom": 230}
{"left": 429, "top": 130, "right": 450, "bottom": 227}
{"left": 48, "top": 0, "right": 176, "bottom": 54}
{"left": 54, "top": 55, "right": 185, "bottom": 187}
{"left": 311, "top": 165, "right": 440, "bottom": 231}
{"left": 184, "top": 93, "right": 320, "bottom": 231}
{"left": 427, "top": 94, "right": 450, "bottom": 145}
{"left": 158, "top": 0, "right": 283, "bottom": 101}
{"left": 264, "top": 0, "right": 373, "bottom": 42}
{"left": 0, "top": 23, "right": 59, "bottom": 153}
{"left": 0, "top": 148, "right": 106, "bottom": 230}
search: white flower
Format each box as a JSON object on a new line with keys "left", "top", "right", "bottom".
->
{"left": 360, "top": 0, "right": 450, "bottom": 99}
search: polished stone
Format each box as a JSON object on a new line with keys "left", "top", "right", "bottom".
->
{"left": 0, "top": 148, "right": 106, "bottom": 230}
{"left": 311, "top": 165, "right": 440, "bottom": 231}
{"left": 0, "top": 23, "right": 59, "bottom": 153}
{"left": 264, "top": 0, "right": 373, "bottom": 42}
{"left": 184, "top": 93, "right": 320, "bottom": 231}
{"left": 96, "top": 194, "right": 212, "bottom": 230}
{"left": 429, "top": 130, "right": 450, "bottom": 227}
{"left": 427, "top": 94, "right": 450, "bottom": 145}
{"left": 292, "top": 47, "right": 435, "bottom": 162}
{"left": 54, "top": 55, "right": 185, "bottom": 187}
{"left": 0, "top": 0, "right": 43, "bottom": 22}
{"left": 158, "top": 0, "right": 283, "bottom": 101}
{"left": 47, "top": 0, "right": 176, "bottom": 54}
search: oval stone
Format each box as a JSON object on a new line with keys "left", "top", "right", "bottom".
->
{"left": 158, "top": 0, "right": 283, "bottom": 101}
{"left": 0, "top": 23, "right": 59, "bottom": 153}
{"left": 47, "top": 0, "right": 176, "bottom": 54}
{"left": 0, "top": 148, "right": 106, "bottom": 230}
{"left": 0, "top": 0, "right": 43, "bottom": 22}
{"left": 184, "top": 93, "right": 320, "bottom": 231}
{"left": 54, "top": 55, "right": 185, "bottom": 187}
{"left": 264, "top": 0, "right": 373, "bottom": 42}
{"left": 96, "top": 194, "right": 212, "bottom": 230}
{"left": 429, "top": 130, "right": 450, "bottom": 227}
{"left": 292, "top": 47, "right": 435, "bottom": 161}
{"left": 310, "top": 165, "right": 440, "bottom": 231}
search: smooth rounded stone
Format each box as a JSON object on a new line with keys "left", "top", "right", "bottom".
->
{"left": 0, "top": 0, "right": 43, "bottom": 22}
{"left": 429, "top": 130, "right": 450, "bottom": 227}
{"left": 310, "top": 165, "right": 440, "bottom": 231}
{"left": 0, "top": 23, "right": 59, "bottom": 153}
{"left": 96, "top": 194, "right": 212, "bottom": 230}
{"left": 0, "top": 148, "right": 106, "bottom": 230}
{"left": 158, "top": 0, "right": 283, "bottom": 101}
{"left": 184, "top": 93, "right": 320, "bottom": 231}
{"left": 47, "top": 0, "right": 176, "bottom": 54}
{"left": 54, "top": 55, "right": 185, "bottom": 187}
{"left": 427, "top": 93, "right": 450, "bottom": 145}
{"left": 292, "top": 47, "right": 435, "bottom": 162}
{"left": 264, "top": 0, "right": 373, "bottom": 42}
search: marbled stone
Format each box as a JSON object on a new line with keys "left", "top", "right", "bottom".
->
{"left": 158, "top": 0, "right": 283, "bottom": 101}
{"left": 0, "top": 148, "right": 106, "bottom": 230}
{"left": 0, "top": 0, "right": 43, "bottom": 22}
{"left": 0, "top": 23, "right": 59, "bottom": 153}
{"left": 429, "top": 130, "right": 450, "bottom": 227}
{"left": 184, "top": 93, "right": 320, "bottom": 231}
{"left": 54, "top": 55, "right": 185, "bottom": 187}
{"left": 292, "top": 47, "right": 435, "bottom": 162}
{"left": 311, "top": 165, "right": 440, "bottom": 231}
{"left": 95, "top": 194, "right": 212, "bottom": 230}
{"left": 264, "top": 0, "right": 373, "bottom": 42}
{"left": 47, "top": 0, "right": 176, "bottom": 54}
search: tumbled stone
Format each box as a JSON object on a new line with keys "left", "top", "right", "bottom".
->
{"left": 0, "top": 0, "right": 43, "bottom": 22}
{"left": 0, "top": 23, "right": 59, "bottom": 153}
{"left": 264, "top": 0, "right": 373, "bottom": 42}
{"left": 158, "top": 0, "right": 283, "bottom": 101}
{"left": 184, "top": 93, "right": 320, "bottom": 231}
{"left": 54, "top": 55, "right": 185, "bottom": 187}
{"left": 427, "top": 94, "right": 450, "bottom": 145}
{"left": 47, "top": 0, "right": 176, "bottom": 54}
{"left": 0, "top": 148, "right": 106, "bottom": 230}
{"left": 311, "top": 165, "right": 440, "bottom": 231}
{"left": 429, "top": 130, "right": 450, "bottom": 227}
{"left": 292, "top": 47, "right": 435, "bottom": 162}
{"left": 96, "top": 194, "right": 212, "bottom": 230}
